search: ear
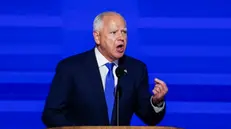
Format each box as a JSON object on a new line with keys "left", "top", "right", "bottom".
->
{"left": 93, "top": 31, "right": 100, "bottom": 45}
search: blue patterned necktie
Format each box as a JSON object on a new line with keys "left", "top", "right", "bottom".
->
{"left": 105, "top": 63, "right": 115, "bottom": 124}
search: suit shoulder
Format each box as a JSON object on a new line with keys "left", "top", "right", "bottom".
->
{"left": 56, "top": 50, "right": 91, "bottom": 70}
{"left": 123, "top": 55, "right": 147, "bottom": 68}
{"left": 123, "top": 55, "right": 148, "bottom": 79}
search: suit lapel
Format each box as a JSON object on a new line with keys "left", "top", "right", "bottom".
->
{"left": 118, "top": 55, "right": 130, "bottom": 89}
{"left": 84, "top": 50, "right": 130, "bottom": 125}
{"left": 84, "top": 49, "right": 110, "bottom": 124}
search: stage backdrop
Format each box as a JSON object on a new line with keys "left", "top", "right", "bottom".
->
{"left": 1, "top": 0, "right": 231, "bottom": 129}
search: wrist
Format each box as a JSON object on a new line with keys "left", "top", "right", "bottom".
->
{"left": 152, "top": 96, "right": 164, "bottom": 107}
{"left": 154, "top": 101, "right": 164, "bottom": 107}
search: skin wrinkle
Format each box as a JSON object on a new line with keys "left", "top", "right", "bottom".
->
{"left": 93, "top": 12, "right": 127, "bottom": 62}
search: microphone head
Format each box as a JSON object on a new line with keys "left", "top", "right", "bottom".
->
{"left": 115, "top": 66, "right": 127, "bottom": 78}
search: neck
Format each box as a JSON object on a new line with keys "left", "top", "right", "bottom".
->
{"left": 96, "top": 46, "right": 116, "bottom": 62}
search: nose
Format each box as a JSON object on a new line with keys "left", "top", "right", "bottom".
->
{"left": 117, "top": 33, "right": 125, "bottom": 42}
{"left": 117, "top": 38, "right": 124, "bottom": 43}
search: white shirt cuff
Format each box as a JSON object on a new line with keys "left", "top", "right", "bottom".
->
{"left": 150, "top": 96, "right": 165, "bottom": 113}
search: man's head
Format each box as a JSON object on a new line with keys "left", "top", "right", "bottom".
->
{"left": 93, "top": 11, "right": 127, "bottom": 62}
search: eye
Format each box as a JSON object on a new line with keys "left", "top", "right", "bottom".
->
{"left": 110, "top": 31, "right": 117, "bottom": 34}
{"left": 122, "top": 30, "right": 127, "bottom": 34}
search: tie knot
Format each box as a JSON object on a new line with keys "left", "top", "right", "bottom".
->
{"left": 105, "top": 63, "right": 114, "bottom": 71}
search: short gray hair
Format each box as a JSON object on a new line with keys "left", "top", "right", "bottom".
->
{"left": 93, "top": 12, "right": 104, "bottom": 31}
{"left": 93, "top": 11, "right": 124, "bottom": 31}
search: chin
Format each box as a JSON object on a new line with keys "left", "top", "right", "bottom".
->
{"left": 114, "top": 53, "right": 124, "bottom": 59}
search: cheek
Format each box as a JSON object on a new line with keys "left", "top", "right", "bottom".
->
{"left": 105, "top": 35, "right": 116, "bottom": 47}
{"left": 107, "top": 35, "right": 117, "bottom": 41}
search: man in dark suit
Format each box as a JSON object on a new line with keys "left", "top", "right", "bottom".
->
{"left": 42, "top": 11, "right": 168, "bottom": 128}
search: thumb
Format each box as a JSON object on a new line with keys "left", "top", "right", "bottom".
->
{"left": 152, "top": 89, "right": 157, "bottom": 95}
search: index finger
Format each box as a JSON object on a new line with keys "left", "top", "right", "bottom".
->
{"left": 155, "top": 78, "right": 168, "bottom": 92}
{"left": 154, "top": 78, "right": 165, "bottom": 86}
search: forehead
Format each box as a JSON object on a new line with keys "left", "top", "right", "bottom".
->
{"left": 102, "top": 14, "right": 126, "bottom": 30}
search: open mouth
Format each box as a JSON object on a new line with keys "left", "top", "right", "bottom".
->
{"left": 116, "top": 44, "right": 125, "bottom": 53}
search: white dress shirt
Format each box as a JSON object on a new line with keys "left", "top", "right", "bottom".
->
{"left": 94, "top": 47, "right": 165, "bottom": 113}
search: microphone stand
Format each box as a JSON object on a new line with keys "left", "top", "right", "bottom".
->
{"left": 115, "top": 66, "right": 127, "bottom": 126}
{"left": 115, "top": 81, "right": 121, "bottom": 126}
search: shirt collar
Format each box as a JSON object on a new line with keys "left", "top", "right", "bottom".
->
{"left": 94, "top": 47, "right": 118, "bottom": 67}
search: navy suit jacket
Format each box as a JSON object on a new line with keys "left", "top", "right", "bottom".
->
{"left": 42, "top": 48, "right": 166, "bottom": 128}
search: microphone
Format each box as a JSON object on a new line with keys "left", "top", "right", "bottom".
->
{"left": 115, "top": 66, "right": 127, "bottom": 126}
{"left": 115, "top": 66, "right": 128, "bottom": 79}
